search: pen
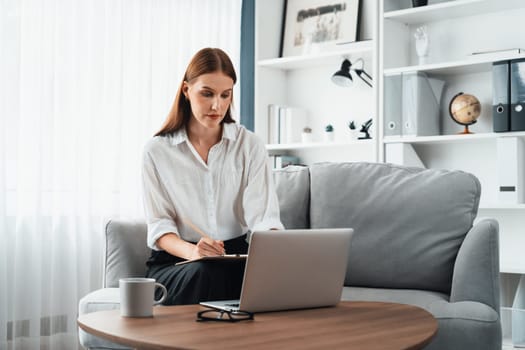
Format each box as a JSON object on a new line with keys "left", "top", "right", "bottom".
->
{"left": 182, "top": 217, "right": 211, "bottom": 240}
{"left": 182, "top": 217, "right": 225, "bottom": 255}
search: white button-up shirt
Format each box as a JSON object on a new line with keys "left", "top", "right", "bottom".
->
{"left": 142, "top": 122, "right": 284, "bottom": 250}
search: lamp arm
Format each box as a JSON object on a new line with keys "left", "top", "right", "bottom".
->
{"left": 351, "top": 58, "right": 373, "bottom": 87}
{"left": 360, "top": 69, "right": 372, "bottom": 81}
{"left": 356, "top": 70, "right": 373, "bottom": 87}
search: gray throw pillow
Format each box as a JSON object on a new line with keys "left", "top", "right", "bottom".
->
{"left": 310, "top": 162, "right": 480, "bottom": 294}
{"left": 273, "top": 166, "right": 310, "bottom": 229}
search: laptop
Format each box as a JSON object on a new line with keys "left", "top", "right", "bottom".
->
{"left": 200, "top": 228, "right": 353, "bottom": 313}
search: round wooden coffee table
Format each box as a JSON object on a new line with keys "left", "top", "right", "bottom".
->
{"left": 78, "top": 301, "right": 437, "bottom": 349}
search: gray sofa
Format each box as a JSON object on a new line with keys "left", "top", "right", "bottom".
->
{"left": 78, "top": 162, "right": 501, "bottom": 349}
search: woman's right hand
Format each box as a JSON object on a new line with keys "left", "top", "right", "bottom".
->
{"left": 190, "top": 238, "right": 225, "bottom": 259}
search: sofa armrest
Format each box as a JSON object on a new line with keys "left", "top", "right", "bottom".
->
{"left": 450, "top": 218, "right": 500, "bottom": 311}
{"left": 78, "top": 288, "right": 120, "bottom": 315}
{"left": 78, "top": 288, "right": 131, "bottom": 349}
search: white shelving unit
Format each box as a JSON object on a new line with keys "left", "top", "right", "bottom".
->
{"left": 379, "top": 1, "right": 525, "bottom": 346}
{"left": 255, "top": 0, "right": 524, "bottom": 346}
{"left": 254, "top": 0, "right": 379, "bottom": 166}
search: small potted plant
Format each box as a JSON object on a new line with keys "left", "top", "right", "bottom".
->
{"left": 324, "top": 124, "right": 334, "bottom": 142}
{"left": 301, "top": 126, "right": 313, "bottom": 143}
{"left": 348, "top": 120, "right": 359, "bottom": 140}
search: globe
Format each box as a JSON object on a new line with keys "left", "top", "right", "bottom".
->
{"left": 449, "top": 92, "right": 481, "bottom": 134}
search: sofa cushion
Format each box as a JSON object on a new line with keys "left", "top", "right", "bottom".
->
{"left": 104, "top": 219, "right": 149, "bottom": 288}
{"left": 341, "top": 286, "right": 450, "bottom": 310}
{"left": 273, "top": 166, "right": 310, "bottom": 229}
{"left": 310, "top": 162, "right": 480, "bottom": 294}
{"left": 342, "top": 286, "right": 501, "bottom": 350}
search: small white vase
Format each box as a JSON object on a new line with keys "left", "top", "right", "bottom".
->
{"left": 301, "top": 132, "right": 313, "bottom": 143}
{"left": 324, "top": 131, "right": 334, "bottom": 142}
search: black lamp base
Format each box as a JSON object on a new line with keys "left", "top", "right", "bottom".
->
{"left": 412, "top": 0, "right": 428, "bottom": 7}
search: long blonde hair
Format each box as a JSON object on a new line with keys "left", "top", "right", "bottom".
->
{"left": 155, "top": 48, "right": 237, "bottom": 137}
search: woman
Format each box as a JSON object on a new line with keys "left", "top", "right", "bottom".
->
{"left": 142, "top": 48, "right": 283, "bottom": 305}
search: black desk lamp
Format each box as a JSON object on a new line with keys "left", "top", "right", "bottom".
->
{"left": 331, "top": 58, "right": 372, "bottom": 88}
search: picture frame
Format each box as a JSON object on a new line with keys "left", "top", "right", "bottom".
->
{"left": 280, "top": 0, "right": 360, "bottom": 58}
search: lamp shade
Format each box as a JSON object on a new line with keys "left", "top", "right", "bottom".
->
{"left": 331, "top": 58, "right": 373, "bottom": 88}
{"left": 331, "top": 59, "right": 353, "bottom": 87}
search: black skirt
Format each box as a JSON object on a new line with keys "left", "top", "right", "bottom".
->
{"left": 145, "top": 234, "right": 249, "bottom": 305}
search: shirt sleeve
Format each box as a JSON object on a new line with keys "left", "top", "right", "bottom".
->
{"left": 142, "top": 149, "right": 180, "bottom": 250}
{"left": 241, "top": 139, "right": 284, "bottom": 231}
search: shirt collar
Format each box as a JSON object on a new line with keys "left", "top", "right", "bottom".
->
{"left": 170, "top": 122, "right": 238, "bottom": 146}
{"left": 170, "top": 128, "right": 188, "bottom": 146}
{"left": 222, "top": 122, "right": 238, "bottom": 141}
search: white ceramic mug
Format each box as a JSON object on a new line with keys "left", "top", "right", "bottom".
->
{"left": 119, "top": 277, "right": 167, "bottom": 317}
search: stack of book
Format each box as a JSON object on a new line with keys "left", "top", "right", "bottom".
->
{"left": 267, "top": 105, "right": 307, "bottom": 144}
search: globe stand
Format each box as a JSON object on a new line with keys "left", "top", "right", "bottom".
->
{"left": 459, "top": 125, "right": 474, "bottom": 134}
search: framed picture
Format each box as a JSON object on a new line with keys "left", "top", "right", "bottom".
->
{"left": 280, "top": 0, "right": 360, "bottom": 58}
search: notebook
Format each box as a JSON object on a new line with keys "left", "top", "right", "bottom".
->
{"left": 175, "top": 254, "right": 247, "bottom": 266}
{"left": 200, "top": 228, "right": 353, "bottom": 313}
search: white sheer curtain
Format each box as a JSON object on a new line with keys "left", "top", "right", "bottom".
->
{"left": 0, "top": 0, "right": 241, "bottom": 348}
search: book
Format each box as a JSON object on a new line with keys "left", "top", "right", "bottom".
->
{"left": 267, "top": 105, "right": 309, "bottom": 144}
{"left": 282, "top": 107, "right": 307, "bottom": 144}
{"left": 175, "top": 254, "right": 247, "bottom": 266}
{"left": 267, "top": 104, "right": 281, "bottom": 144}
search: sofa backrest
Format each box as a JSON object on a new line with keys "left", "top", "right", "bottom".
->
{"left": 103, "top": 219, "right": 149, "bottom": 288}
{"left": 103, "top": 162, "right": 481, "bottom": 294}
{"left": 308, "top": 162, "right": 481, "bottom": 294}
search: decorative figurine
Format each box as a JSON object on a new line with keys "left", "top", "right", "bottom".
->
{"left": 359, "top": 119, "right": 373, "bottom": 140}
{"left": 414, "top": 25, "right": 429, "bottom": 65}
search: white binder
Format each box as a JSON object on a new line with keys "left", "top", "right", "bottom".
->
{"left": 401, "top": 72, "right": 445, "bottom": 137}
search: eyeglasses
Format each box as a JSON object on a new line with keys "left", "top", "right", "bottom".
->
{"left": 196, "top": 309, "right": 254, "bottom": 323}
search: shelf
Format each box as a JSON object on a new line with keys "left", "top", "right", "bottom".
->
{"left": 501, "top": 265, "right": 525, "bottom": 275}
{"left": 257, "top": 40, "right": 373, "bottom": 70}
{"left": 384, "top": 50, "right": 525, "bottom": 76}
{"left": 479, "top": 203, "right": 525, "bottom": 210}
{"left": 384, "top": 0, "right": 525, "bottom": 25}
{"left": 266, "top": 139, "right": 373, "bottom": 151}
{"left": 383, "top": 131, "right": 525, "bottom": 145}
